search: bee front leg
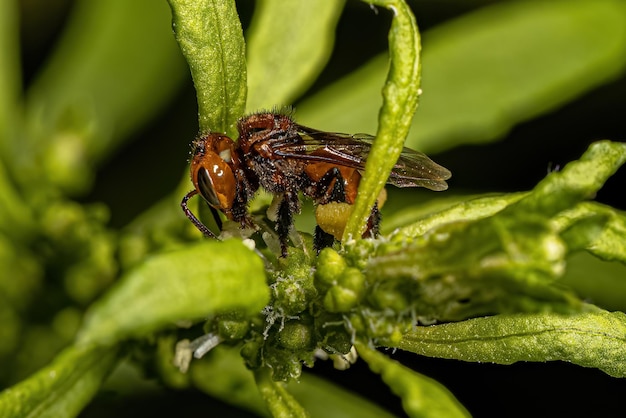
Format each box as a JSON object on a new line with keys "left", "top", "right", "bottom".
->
{"left": 181, "top": 190, "right": 219, "bottom": 238}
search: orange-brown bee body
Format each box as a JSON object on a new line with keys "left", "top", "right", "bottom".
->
{"left": 181, "top": 111, "right": 451, "bottom": 256}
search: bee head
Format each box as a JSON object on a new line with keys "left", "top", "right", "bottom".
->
{"left": 190, "top": 133, "right": 238, "bottom": 216}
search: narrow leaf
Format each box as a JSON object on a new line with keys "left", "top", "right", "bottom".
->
{"left": 168, "top": 0, "right": 247, "bottom": 137}
{"left": 343, "top": 0, "right": 421, "bottom": 241}
{"left": 246, "top": 0, "right": 345, "bottom": 111}
{"left": 395, "top": 310, "right": 626, "bottom": 378}
{"left": 394, "top": 141, "right": 626, "bottom": 242}
{"left": 392, "top": 192, "right": 527, "bottom": 239}
{"left": 254, "top": 367, "right": 309, "bottom": 418}
{"left": 77, "top": 240, "right": 268, "bottom": 346}
{"left": 0, "top": 0, "right": 21, "bottom": 149}
{"left": 356, "top": 342, "right": 470, "bottom": 418}
{"left": 0, "top": 345, "right": 119, "bottom": 418}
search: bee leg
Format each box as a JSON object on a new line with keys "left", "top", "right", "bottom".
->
{"left": 181, "top": 190, "right": 219, "bottom": 238}
{"left": 233, "top": 170, "right": 258, "bottom": 228}
{"left": 317, "top": 167, "right": 346, "bottom": 204}
{"left": 276, "top": 191, "right": 299, "bottom": 257}
{"left": 313, "top": 167, "right": 349, "bottom": 253}
{"left": 363, "top": 201, "right": 381, "bottom": 238}
{"left": 314, "top": 226, "right": 335, "bottom": 254}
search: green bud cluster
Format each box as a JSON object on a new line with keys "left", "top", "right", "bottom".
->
{"left": 316, "top": 248, "right": 366, "bottom": 312}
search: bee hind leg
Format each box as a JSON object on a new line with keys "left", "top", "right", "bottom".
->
{"left": 317, "top": 167, "right": 347, "bottom": 204}
{"left": 363, "top": 201, "right": 381, "bottom": 238}
{"left": 313, "top": 167, "right": 349, "bottom": 253}
{"left": 314, "top": 226, "right": 336, "bottom": 254}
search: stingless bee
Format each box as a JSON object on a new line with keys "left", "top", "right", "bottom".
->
{"left": 181, "top": 111, "right": 451, "bottom": 256}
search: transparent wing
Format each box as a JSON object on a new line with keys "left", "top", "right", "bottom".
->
{"left": 270, "top": 125, "right": 451, "bottom": 191}
{"left": 388, "top": 147, "right": 451, "bottom": 191}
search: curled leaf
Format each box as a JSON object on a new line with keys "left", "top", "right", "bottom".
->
{"left": 555, "top": 202, "right": 626, "bottom": 263}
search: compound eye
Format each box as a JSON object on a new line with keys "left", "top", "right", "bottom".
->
{"left": 197, "top": 167, "right": 221, "bottom": 207}
{"left": 192, "top": 155, "right": 237, "bottom": 216}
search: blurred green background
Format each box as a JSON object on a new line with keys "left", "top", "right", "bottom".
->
{"left": 8, "top": 0, "right": 626, "bottom": 416}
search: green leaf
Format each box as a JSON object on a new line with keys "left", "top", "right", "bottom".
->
{"left": 0, "top": 345, "right": 119, "bottom": 418}
{"left": 413, "top": 0, "right": 626, "bottom": 153}
{"left": 298, "top": 0, "right": 626, "bottom": 154}
{"left": 254, "top": 367, "right": 309, "bottom": 418}
{"left": 367, "top": 212, "right": 584, "bottom": 322}
{"left": 296, "top": 54, "right": 386, "bottom": 141}
{"left": 364, "top": 141, "right": 626, "bottom": 321}
{"left": 77, "top": 240, "right": 268, "bottom": 346}
{"left": 393, "top": 141, "right": 626, "bottom": 243}
{"left": 288, "top": 373, "right": 396, "bottom": 418}
{"left": 24, "top": 0, "right": 187, "bottom": 193}
{"left": 356, "top": 342, "right": 470, "bottom": 418}
{"left": 246, "top": 0, "right": 345, "bottom": 111}
{"left": 0, "top": 231, "right": 41, "bottom": 310}
{"left": 190, "top": 345, "right": 268, "bottom": 416}
{"left": 168, "top": 0, "right": 247, "bottom": 138}
{"left": 190, "top": 344, "right": 396, "bottom": 418}
{"left": 509, "top": 141, "right": 626, "bottom": 217}
{"left": 392, "top": 192, "right": 527, "bottom": 239}
{"left": 0, "top": 160, "right": 35, "bottom": 240}
{"left": 343, "top": 0, "right": 421, "bottom": 241}
{"left": 395, "top": 310, "right": 626, "bottom": 378}
{"left": 0, "top": 0, "right": 21, "bottom": 149}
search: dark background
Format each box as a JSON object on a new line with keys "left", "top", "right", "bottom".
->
{"left": 19, "top": 1, "right": 626, "bottom": 416}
